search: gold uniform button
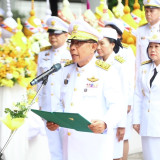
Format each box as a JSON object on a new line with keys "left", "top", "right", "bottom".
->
{"left": 77, "top": 73, "right": 80, "bottom": 77}
{"left": 51, "top": 93, "right": 54, "bottom": 96}
{"left": 71, "top": 102, "right": 74, "bottom": 106}
{"left": 52, "top": 73, "right": 55, "bottom": 76}
{"left": 51, "top": 83, "right": 54, "bottom": 85}
{"left": 74, "top": 88, "right": 77, "bottom": 91}
{"left": 68, "top": 132, "right": 71, "bottom": 136}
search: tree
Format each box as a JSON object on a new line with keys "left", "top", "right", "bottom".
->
{"left": 108, "top": 0, "right": 143, "bottom": 12}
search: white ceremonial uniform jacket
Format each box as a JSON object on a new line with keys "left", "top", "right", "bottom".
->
{"left": 136, "top": 21, "right": 160, "bottom": 73}
{"left": 37, "top": 43, "right": 71, "bottom": 112}
{"left": 58, "top": 56, "right": 125, "bottom": 160}
{"left": 133, "top": 62, "right": 160, "bottom": 137}
{"left": 98, "top": 52, "right": 128, "bottom": 128}
{"left": 118, "top": 46, "right": 135, "bottom": 107}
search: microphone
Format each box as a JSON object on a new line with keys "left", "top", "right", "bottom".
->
{"left": 30, "top": 63, "right": 61, "bottom": 86}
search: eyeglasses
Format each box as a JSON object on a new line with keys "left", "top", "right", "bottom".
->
{"left": 67, "top": 39, "right": 96, "bottom": 48}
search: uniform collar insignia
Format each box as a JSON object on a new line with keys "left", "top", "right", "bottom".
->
{"left": 87, "top": 76, "right": 99, "bottom": 82}
{"left": 64, "top": 60, "right": 74, "bottom": 67}
{"left": 114, "top": 55, "right": 125, "bottom": 63}
{"left": 141, "top": 60, "right": 152, "bottom": 65}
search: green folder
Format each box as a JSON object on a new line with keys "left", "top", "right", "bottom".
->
{"left": 31, "top": 109, "right": 92, "bottom": 133}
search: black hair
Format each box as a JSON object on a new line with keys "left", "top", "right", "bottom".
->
{"left": 146, "top": 45, "right": 152, "bottom": 60}
{"left": 107, "top": 37, "right": 120, "bottom": 53}
{"left": 105, "top": 24, "right": 123, "bottom": 37}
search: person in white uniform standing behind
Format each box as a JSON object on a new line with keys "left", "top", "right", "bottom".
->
{"left": 136, "top": 0, "right": 160, "bottom": 73}
{"left": 133, "top": 34, "right": 160, "bottom": 160}
{"left": 104, "top": 19, "right": 135, "bottom": 160}
{"left": 37, "top": 16, "right": 71, "bottom": 160}
{"left": 47, "top": 19, "right": 126, "bottom": 160}
{"left": 97, "top": 27, "right": 128, "bottom": 160}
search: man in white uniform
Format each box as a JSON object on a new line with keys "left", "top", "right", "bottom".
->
{"left": 136, "top": 0, "right": 160, "bottom": 73}
{"left": 37, "top": 16, "right": 71, "bottom": 160}
{"left": 47, "top": 19, "right": 126, "bottom": 160}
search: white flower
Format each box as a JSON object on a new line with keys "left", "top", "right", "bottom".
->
{"left": 6, "top": 73, "right": 13, "bottom": 79}
{"left": 22, "top": 37, "right": 27, "bottom": 44}
{"left": 16, "top": 46, "right": 21, "bottom": 52}
{"left": 39, "top": 39, "right": 50, "bottom": 48}
{"left": 31, "top": 42, "right": 40, "bottom": 54}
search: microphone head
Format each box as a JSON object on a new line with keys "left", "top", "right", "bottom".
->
{"left": 52, "top": 63, "right": 61, "bottom": 71}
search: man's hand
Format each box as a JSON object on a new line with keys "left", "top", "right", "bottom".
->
{"left": 46, "top": 122, "right": 59, "bottom": 131}
{"left": 88, "top": 120, "right": 107, "bottom": 134}
{"left": 116, "top": 127, "right": 125, "bottom": 142}
{"left": 133, "top": 124, "right": 140, "bottom": 134}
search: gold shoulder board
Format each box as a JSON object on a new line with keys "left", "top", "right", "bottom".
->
{"left": 64, "top": 60, "right": 74, "bottom": 67}
{"left": 95, "top": 59, "right": 111, "bottom": 71}
{"left": 40, "top": 46, "right": 52, "bottom": 52}
{"left": 141, "top": 60, "right": 152, "bottom": 65}
{"left": 122, "top": 42, "right": 129, "bottom": 48}
{"left": 139, "top": 22, "right": 148, "bottom": 27}
{"left": 115, "top": 55, "right": 125, "bottom": 63}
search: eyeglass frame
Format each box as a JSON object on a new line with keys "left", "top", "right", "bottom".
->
{"left": 67, "top": 39, "right": 97, "bottom": 48}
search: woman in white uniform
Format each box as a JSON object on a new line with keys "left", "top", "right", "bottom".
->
{"left": 97, "top": 28, "right": 128, "bottom": 160}
{"left": 133, "top": 35, "right": 160, "bottom": 160}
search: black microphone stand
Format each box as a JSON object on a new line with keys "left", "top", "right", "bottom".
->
{"left": 0, "top": 77, "right": 49, "bottom": 160}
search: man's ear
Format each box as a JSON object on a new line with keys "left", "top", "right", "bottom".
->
{"left": 92, "top": 43, "right": 98, "bottom": 52}
{"left": 65, "top": 33, "right": 69, "bottom": 38}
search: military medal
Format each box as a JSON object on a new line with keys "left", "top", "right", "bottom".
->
{"left": 64, "top": 73, "right": 70, "bottom": 85}
{"left": 64, "top": 79, "right": 68, "bottom": 85}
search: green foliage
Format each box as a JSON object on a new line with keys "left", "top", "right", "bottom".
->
{"left": 108, "top": 0, "right": 143, "bottom": 12}
{"left": 4, "top": 101, "right": 28, "bottom": 118}
{"left": 12, "top": 9, "right": 26, "bottom": 25}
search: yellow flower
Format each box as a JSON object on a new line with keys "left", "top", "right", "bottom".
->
{"left": 0, "top": 113, "right": 25, "bottom": 130}
{"left": 12, "top": 71, "right": 20, "bottom": 79}
{"left": 18, "top": 77, "right": 32, "bottom": 87}
{"left": 0, "top": 79, "right": 14, "bottom": 87}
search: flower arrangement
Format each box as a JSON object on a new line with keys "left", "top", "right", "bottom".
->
{"left": 1, "top": 100, "right": 29, "bottom": 131}
{"left": 29, "top": 32, "right": 51, "bottom": 55}
{"left": 0, "top": 98, "right": 30, "bottom": 157}
{"left": 0, "top": 42, "right": 37, "bottom": 88}
{"left": 0, "top": 18, "right": 37, "bottom": 88}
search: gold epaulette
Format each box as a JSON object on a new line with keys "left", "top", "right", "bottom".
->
{"left": 64, "top": 60, "right": 74, "bottom": 67}
{"left": 139, "top": 22, "right": 148, "bottom": 27}
{"left": 96, "top": 55, "right": 101, "bottom": 59}
{"left": 115, "top": 55, "right": 125, "bottom": 63}
{"left": 95, "top": 60, "right": 111, "bottom": 71}
{"left": 141, "top": 60, "right": 152, "bottom": 65}
{"left": 40, "top": 46, "right": 52, "bottom": 52}
{"left": 122, "top": 42, "right": 129, "bottom": 48}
